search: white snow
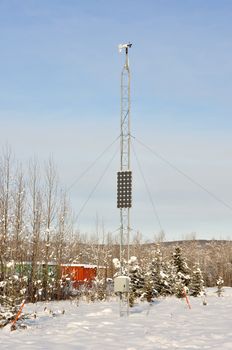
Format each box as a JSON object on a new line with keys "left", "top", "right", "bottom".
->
{"left": 1, "top": 288, "right": 232, "bottom": 349}
{"left": 6, "top": 261, "right": 14, "bottom": 268}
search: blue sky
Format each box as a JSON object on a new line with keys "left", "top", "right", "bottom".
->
{"left": 1, "top": 0, "right": 232, "bottom": 240}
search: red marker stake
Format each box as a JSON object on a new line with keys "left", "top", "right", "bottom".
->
{"left": 183, "top": 289, "right": 191, "bottom": 309}
{"left": 11, "top": 299, "right": 25, "bottom": 329}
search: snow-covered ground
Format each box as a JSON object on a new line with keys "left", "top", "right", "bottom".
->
{"left": 1, "top": 288, "right": 232, "bottom": 350}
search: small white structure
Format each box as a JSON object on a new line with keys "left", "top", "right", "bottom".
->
{"left": 114, "top": 276, "right": 130, "bottom": 293}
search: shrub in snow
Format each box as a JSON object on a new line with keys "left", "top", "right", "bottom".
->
{"left": 113, "top": 258, "right": 128, "bottom": 276}
{"left": 92, "top": 277, "right": 107, "bottom": 301}
{"left": 113, "top": 258, "right": 121, "bottom": 271}
{"left": 0, "top": 273, "right": 27, "bottom": 327}
{"left": 216, "top": 276, "right": 224, "bottom": 297}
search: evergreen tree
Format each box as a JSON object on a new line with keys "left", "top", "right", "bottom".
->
{"left": 150, "top": 248, "right": 172, "bottom": 297}
{"left": 143, "top": 270, "right": 156, "bottom": 302}
{"left": 172, "top": 246, "right": 191, "bottom": 297}
{"left": 141, "top": 247, "right": 173, "bottom": 300}
{"left": 189, "top": 263, "right": 205, "bottom": 297}
{"left": 150, "top": 249, "right": 163, "bottom": 296}
{"left": 143, "top": 247, "right": 173, "bottom": 301}
{"left": 128, "top": 256, "right": 144, "bottom": 306}
{"left": 161, "top": 260, "right": 175, "bottom": 296}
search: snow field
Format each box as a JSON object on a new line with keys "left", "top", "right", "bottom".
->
{"left": 1, "top": 288, "right": 232, "bottom": 350}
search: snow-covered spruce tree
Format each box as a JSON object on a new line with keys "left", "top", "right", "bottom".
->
{"left": 150, "top": 247, "right": 174, "bottom": 297}
{"left": 216, "top": 276, "right": 224, "bottom": 297}
{"left": 143, "top": 270, "right": 155, "bottom": 302}
{"left": 143, "top": 248, "right": 164, "bottom": 301}
{"left": 150, "top": 250, "right": 162, "bottom": 297}
{"left": 189, "top": 263, "right": 205, "bottom": 297}
{"left": 128, "top": 256, "right": 145, "bottom": 307}
{"left": 161, "top": 259, "right": 176, "bottom": 296}
{"left": 172, "top": 246, "right": 191, "bottom": 298}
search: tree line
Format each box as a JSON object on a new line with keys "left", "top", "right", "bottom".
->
{"left": 0, "top": 147, "right": 231, "bottom": 311}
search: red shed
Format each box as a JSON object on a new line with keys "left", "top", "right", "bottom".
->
{"left": 61, "top": 264, "right": 97, "bottom": 284}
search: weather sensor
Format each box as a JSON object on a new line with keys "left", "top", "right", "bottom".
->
{"left": 118, "top": 42, "right": 132, "bottom": 53}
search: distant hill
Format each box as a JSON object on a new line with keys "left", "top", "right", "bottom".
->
{"left": 144, "top": 239, "right": 232, "bottom": 247}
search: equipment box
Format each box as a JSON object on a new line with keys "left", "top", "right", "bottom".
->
{"left": 114, "top": 276, "right": 130, "bottom": 293}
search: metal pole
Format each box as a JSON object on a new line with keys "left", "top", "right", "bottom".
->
{"left": 116, "top": 43, "right": 132, "bottom": 316}
{"left": 119, "top": 44, "right": 131, "bottom": 275}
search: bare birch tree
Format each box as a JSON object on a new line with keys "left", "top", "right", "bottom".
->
{"left": 12, "top": 163, "right": 26, "bottom": 263}
{"left": 28, "top": 158, "right": 42, "bottom": 302}
{"left": 42, "top": 157, "right": 58, "bottom": 300}
{"left": 0, "top": 146, "right": 13, "bottom": 280}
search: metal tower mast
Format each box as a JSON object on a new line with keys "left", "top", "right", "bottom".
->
{"left": 115, "top": 43, "right": 132, "bottom": 317}
{"left": 119, "top": 43, "right": 132, "bottom": 273}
